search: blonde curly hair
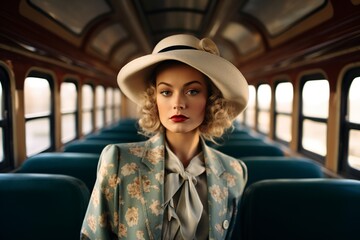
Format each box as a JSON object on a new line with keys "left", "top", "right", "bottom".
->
{"left": 138, "top": 61, "right": 236, "bottom": 142}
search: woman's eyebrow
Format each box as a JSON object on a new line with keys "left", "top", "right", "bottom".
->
{"left": 157, "top": 80, "right": 203, "bottom": 87}
{"left": 157, "top": 82, "right": 172, "bottom": 87}
{"left": 184, "top": 80, "right": 203, "bottom": 87}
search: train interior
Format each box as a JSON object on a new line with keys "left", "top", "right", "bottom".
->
{"left": 1, "top": 0, "right": 360, "bottom": 239}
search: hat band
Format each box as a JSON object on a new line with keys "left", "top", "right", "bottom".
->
{"left": 158, "top": 45, "right": 197, "bottom": 53}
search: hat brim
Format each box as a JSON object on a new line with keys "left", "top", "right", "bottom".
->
{"left": 117, "top": 49, "right": 248, "bottom": 117}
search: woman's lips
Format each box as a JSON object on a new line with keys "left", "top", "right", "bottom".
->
{"left": 170, "top": 115, "right": 189, "bottom": 122}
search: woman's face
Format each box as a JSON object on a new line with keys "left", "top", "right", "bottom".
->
{"left": 155, "top": 62, "right": 208, "bottom": 135}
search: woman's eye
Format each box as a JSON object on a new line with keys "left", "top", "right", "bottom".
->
{"left": 160, "top": 90, "right": 171, "bottom": 96}
{"left": 187, "top": 89, "right": 200, "bottom": 95}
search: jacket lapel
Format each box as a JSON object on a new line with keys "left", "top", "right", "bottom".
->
{"left": 138, "top": 134, "right": 165, "bottom": 240}
{"left": 202, "top": 141, "right": 231, "bottom": 239}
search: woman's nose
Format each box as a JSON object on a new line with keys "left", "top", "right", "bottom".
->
{"left": 173, "top": 93, "right": 186, "bottom": 109}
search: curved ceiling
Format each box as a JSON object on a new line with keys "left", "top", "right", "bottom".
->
{"left": 19, "top": 0, "right": 329, "bottom": 63}
{"left": 2, "top": 0, "right": 359, "bottom": 83}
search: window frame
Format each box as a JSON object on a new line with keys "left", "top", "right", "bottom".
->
{"left": 339, "top": 67, "right": 360, "bottom": 178}
{"left": 298, "top": 73, "right": 328, "bottom": 163}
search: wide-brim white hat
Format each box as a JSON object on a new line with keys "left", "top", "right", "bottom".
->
{"left": 117, "top": 34, "right": 249, "bottom": 118}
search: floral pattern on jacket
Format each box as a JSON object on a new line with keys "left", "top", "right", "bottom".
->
{"left": 81, "top": 133, "right": 247, "bottom": 240}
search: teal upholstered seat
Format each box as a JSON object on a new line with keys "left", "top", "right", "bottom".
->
{"left": 63, "top": 140, "right": 110, "bottom": 154}
{"left": 239, "top": 179, "right": 360, "bottom": 240}
{"left": 215, "top": 141, "right": 284, "bottom": 158}
{"left": 0, "top": 173, "right": 90, "bottom": 240}
{"left": 85, "top": 132, "right": 147, "bottom": 142}
{"left": 240, "top": 156, "right": 324, "bottom": 188}
{"left": 17, "top": 152, "right": 99, "bottom": 191}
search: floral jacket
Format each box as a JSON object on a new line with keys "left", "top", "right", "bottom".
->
{"left": 80, "top": 133, "right": 247, "bottom": 240}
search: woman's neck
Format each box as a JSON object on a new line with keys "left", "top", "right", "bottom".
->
{"left": 165, "top": 130, "right": 202, "bottom": 168}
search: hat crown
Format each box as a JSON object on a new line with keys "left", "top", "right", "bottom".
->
{"left": 152, "top": 34, "right": 220, "bottom": 56}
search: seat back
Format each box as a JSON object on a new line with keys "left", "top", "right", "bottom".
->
{"left": 241, "top": 157, "right": 324, "bottom": 188}
{"left": 0, "top": 173, "right": 90, "bottom": 240}
{"left": 215, "top": 141, "right": 284, "bottom": 158}
{"left": 17, "top": 152, "right": 99, "bottom": 191}
{"left": 63, "top": 140, "right": 110, "bottom": 154}
{"left": 240, "top": 179, "right": 360, "bottom": 240}
{"left": 85, "top": 132, "right": 147, "bottom": 142}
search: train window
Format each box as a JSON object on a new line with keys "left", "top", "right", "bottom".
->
{"left": 24, "top": 75, "right": 54, "bottom": 156}
{"left": 242, "top": 0, "right": 326, "bottom": 36}
{"left": 257, "top": 84, "right": 271, "bottom": 134}
{"left": 113, "top": 88, "right": 121, "bottom": 121}
{"left": 60, "top": 81, "right": 78, "bottom": 143}
{"left": 105, "top": 87, "right": 113, "bottom": 125}
{"left": 29, "top": 0, "right": 111, "bottom": 35}
{"left": 82, "top": 84, "right": 94, "bottom": 135}
{"left": 0, "top": 68, "right": 13, "bottom": 171}
{"left": 275, "top": 82, "right": 293, "bottom": 143}
{"left": 0, "top": 127, "right": 3, "bottom": 163}
{"left": 221, "top": 22, "right": 261, "bottom": 55}
{"left": 0, "top": 81, "right": 4, "bottom": 164}
{"left": 348, "top": 77, "right": 360, "bottom": 171}
{"left": 244, "top": 85, "right": 256, "bottom": 127}
{"left": 300, "top": 77, "right": 329, "bottom": 160}
{"left": 348, "top": 78, "right": 360, "bottom": 124}
{"left": 340, "top": 69, "right": 360, "bottom": 178}
{"left": 95, "top": 85, "right": 105, "bottom": 129}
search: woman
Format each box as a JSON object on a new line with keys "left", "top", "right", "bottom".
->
{"left": 81, "top": 34, "right": 248, "bottom": 240}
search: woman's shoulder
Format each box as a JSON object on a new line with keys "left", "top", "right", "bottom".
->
{"left": 99, "top": 140, "right": 149, "bottom": 160}
{"left": 206, "top": 145, "right": 247, "bottom": 178}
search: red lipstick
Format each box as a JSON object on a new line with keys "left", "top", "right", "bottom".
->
{"left": 170, "top": 115, "right": 189, "bottom": 122}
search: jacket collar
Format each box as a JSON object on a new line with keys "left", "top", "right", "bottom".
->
{"left": 141, "top": 133, "right": 226, "bottom": 176}
{"left": 201, "top": 138, "right": 226, "bottom": 177}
